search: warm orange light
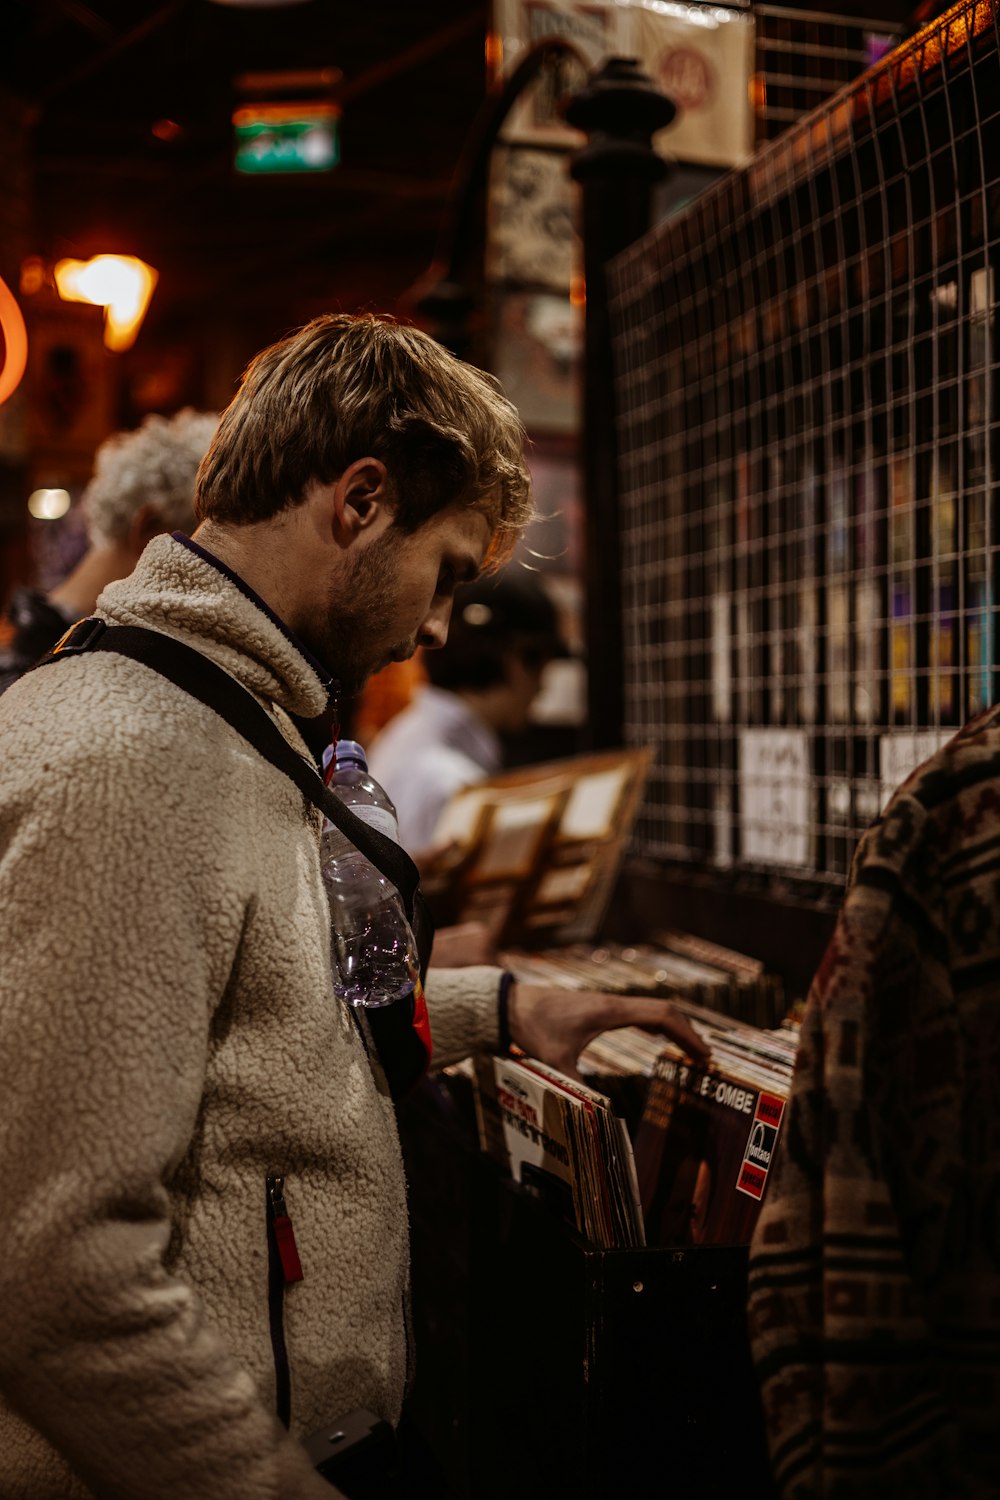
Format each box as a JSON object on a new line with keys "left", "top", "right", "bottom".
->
{"left": 570, "top": 274, "right": 586, "bottom": 309}
{"left": 231, "top": 99, "right": 339, "bottom": 126}
{"left": 0, "top": 273, "right": 28, "bottom": 408}
{"left": 151, "top": 117, "right": 184, "bottom": 142}
{"left": 19, "top": 256, "right": 46, "bottom": 295}
{"left": 53, "top": 254, "right": 158, "bottom": 351}
{"left": 485, "top": 30, "right": 503, "bottom": 84}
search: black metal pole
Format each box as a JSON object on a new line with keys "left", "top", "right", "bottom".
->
{"left": 564, "top": 58, "right": 674, "bottom": 749}
{"left": 407, "top": 37, "right": 585, "bottom": 360}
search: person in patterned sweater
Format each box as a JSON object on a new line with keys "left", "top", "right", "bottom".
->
{"left": 748, "top": 716, "right": 1000, "bottom": 1498}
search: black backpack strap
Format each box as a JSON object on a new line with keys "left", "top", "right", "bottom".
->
{"left": 37, "top": 618, "right": 433, "bottom": 965}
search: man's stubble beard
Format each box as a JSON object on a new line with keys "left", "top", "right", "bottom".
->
{"left": 309, "top": 531, "right": 415, "bottom": 696}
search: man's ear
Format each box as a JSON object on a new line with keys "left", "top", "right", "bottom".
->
{"left": 333, "top": 457, "right": 391, "bottom": 538}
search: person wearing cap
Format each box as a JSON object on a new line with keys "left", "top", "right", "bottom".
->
{"left": 368, "top": 567, "right": 568, "bottom": 855}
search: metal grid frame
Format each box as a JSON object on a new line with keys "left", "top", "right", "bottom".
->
{"left": 754, "top": 4, "right": 907, "bottom": 141}
{"left": 609, "top": 0, "right": 999, "bottom": 888}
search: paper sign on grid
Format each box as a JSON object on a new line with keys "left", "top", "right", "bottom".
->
{"left": 738, "top": 729, "right": 811, "bottom": 868}
{"left": 879, "top": 732, "right": 953, "bottom": 809}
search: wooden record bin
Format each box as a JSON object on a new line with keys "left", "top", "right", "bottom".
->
{"left": 398, "top": 1076, "right": 777, "bottom": 1500}
{"left": 467, "top": 1164, "right": 776, "bottom": 1500}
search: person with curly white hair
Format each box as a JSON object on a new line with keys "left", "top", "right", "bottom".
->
{"left": 0, "top": 408, "right": 217, "bottom": 692}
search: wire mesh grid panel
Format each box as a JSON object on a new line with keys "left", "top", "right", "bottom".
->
{"left": 609, "top": 0, "right": 1000, "bottom": 890}
{"left": 754, "top": 4, "right": 906, "bottom": 142}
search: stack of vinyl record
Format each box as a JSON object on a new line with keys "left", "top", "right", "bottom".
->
{"left": 471, "top": 1053, "right": 645, "bottom": 1250}
{"left": 578, "top": 1007, "right": 797, "bottom": 1249}
{"left": 501, "top": 930, "right": 786, "bottom": 1030}
{"left": 469, "top": 929, "right": 798, "bottom": 1250}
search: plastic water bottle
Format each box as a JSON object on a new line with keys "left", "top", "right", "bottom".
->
{"left": 321, "top": 738, "right": 399, "bottom": 843}
{"left": 323, "top": 853, "right": 420, "bottom": 1011}
{"left": 320, "top": 739, "right": 417, "bottom": 1011}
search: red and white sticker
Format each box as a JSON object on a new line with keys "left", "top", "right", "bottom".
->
{"left": 736, "top": 1091, "right": 785, "bottom": 1201}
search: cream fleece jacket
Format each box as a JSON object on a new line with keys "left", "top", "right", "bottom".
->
{"left": 0, "top": 534, "right": 503, "bottom": 1499}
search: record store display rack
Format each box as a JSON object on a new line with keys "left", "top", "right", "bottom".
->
{"left": 402, "top": 6, "right": 1000, "bottom": 1496}
{"left": 610, "top": 0, "right": 1000, "bottom": 908}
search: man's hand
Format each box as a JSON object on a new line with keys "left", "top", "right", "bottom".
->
{"left": 507, "top": 983, "right": 711, "bottom": 1081}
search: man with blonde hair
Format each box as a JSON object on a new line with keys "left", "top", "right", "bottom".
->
{"left": 0, "top": 313, "right": 704, "bottom": 1499}
{"left": 0, "top": 407, "right": 218, "bottom": 691}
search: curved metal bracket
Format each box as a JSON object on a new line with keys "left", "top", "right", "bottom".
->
{"left": 407, "top": 36, "right": 587, "bottom": 337}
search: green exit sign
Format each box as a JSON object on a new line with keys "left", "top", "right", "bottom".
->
{"left": 233, "top": 102, "right": 340, "bottom": 174}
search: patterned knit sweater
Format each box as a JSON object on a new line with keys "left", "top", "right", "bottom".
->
{"left": 748, "top": 712, "right": 1000, "bottom": 1498}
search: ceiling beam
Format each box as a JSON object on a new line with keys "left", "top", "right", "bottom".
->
{"left": 339, "top": 7, "right": 487, "bottom": 106}
{"left": 55, "top": 0, "right": 118, "bottom": 43}
{"left": 35, "top": 0, "right": 190, "bottom": 112}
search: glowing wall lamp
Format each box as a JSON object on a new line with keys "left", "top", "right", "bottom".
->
{"left": 0, "top": 272, "right": 29, "bottom": 407}
{"left": 53, "top": 254, "right": 158, "bottom": 352}
{"left": 28, "top": 488, "right": 72, "bottom": 521}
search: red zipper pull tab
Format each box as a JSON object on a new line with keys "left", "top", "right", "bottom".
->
{"left": 323, "top": 702, "right": 341, "bottom": 787}
{"left": 268, "top": 1175, "right": 304, "bottom": 1283}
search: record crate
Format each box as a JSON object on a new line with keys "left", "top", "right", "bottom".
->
{"left": 399, "top": 1077, "right": 777, "bottom": 1500}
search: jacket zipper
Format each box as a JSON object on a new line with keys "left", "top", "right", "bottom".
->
{"left": 266, "top": 1173, "right": 304, "bottom": 1428}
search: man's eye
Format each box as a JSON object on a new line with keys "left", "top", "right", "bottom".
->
{"left": 437, "top": 568, "right": 455, "bottom": 596}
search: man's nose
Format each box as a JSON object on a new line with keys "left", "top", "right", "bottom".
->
{"left": 418, "top": 596, "right": 452, "bottom": 650}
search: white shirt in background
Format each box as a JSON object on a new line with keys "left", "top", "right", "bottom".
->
{"left": 368, "top": 685, "right": 502, "bottom": 854}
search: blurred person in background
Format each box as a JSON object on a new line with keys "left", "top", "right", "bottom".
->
{"left": 368, "top": 567, "right": 568, "bottom": 855}
{"left": 0, "top": 408, "right": 218, "bottom": 693}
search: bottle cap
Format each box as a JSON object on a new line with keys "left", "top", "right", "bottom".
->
{"left": 334, "top": 738, "right": 368, "bottom": 770}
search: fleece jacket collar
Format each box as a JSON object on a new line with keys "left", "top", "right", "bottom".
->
{"left": 96, "top": 532, "right": 335, "bottom": 721}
